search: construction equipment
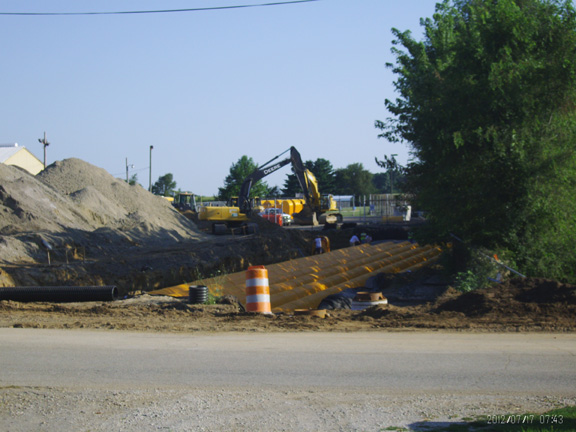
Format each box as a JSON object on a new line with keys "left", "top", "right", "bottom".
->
{"left": 198, "top": 147, "right": 343, "bottom": 233}
{"left": 172, "top": 192, "right": 197, "bottom": 212}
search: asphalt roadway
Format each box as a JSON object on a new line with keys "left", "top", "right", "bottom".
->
{"left": 1, "top": 330, "right": 575, "bottom": 431}
{"left": 1, "top": 330, "right": 574, "bottom": 393}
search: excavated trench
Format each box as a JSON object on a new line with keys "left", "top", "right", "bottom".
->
{"left": 0, "top": 157, "right": 421, "bottom": 301}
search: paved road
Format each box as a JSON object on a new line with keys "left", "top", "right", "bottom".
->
{"left": 2, "top": 329, "right": 575, "bottom": 431}
{"left": 1, "top": 329, "right": 574, "bottom": 394}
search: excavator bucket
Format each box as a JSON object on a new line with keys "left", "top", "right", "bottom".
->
{"left": 318, "top": 213, "right": 339, "bottom": 225}
{"left": 292, "top": 206, "right": 319, "bottom": 226}
{"left": 293, "top": 205, "right": 342, "bottom": 226}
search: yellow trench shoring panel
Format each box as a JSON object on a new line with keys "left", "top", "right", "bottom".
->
{"left": 149, "top": 241, "right": 443, "bottom": 312}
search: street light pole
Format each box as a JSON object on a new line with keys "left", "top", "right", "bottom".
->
{"left": 149, "top": 145, "right": 154, "bottom": 192}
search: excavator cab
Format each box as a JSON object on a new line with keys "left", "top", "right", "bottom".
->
{"left": 229, "top": 196, "right": 262, "bottom": 212}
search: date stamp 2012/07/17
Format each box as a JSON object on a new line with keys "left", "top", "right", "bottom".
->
{"left": 487, "top": 414, "right": 564, "bottom": 425}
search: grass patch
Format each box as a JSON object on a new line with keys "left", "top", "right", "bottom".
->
{"left": 406, "top": 406, "right": 575, "bottom": 432}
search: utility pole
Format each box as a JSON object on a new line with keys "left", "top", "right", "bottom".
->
{"left": 390, "top": 153, "right": 398, "bottom": 195}
{"left": 125, "top": 158, "right": 134, "bottom": 183}
{"left": 38, "top": 132, "right": 50, "bottom": 168}
{"left": 149, "top": 145, "right": 154, "bottom": 192}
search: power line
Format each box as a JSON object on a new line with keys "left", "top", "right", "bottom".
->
{"left": 0, "top": 0, "right": 319, "bottom": 16}
{"left": 112, "top": 166, "right": 150, "bottom": 177}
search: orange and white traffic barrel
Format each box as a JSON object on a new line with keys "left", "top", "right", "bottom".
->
{"left": 245, "top": 265, "right": 272, "bottom": 314}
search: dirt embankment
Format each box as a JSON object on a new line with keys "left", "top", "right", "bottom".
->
{"left": 0, "top": 159, "right": 317, "bottom": 292}
{"left": 0, "top": 159, "right": 205, "bottom": 270}
{"left": 0, "top": 157, "right": 406, "bottom": 294}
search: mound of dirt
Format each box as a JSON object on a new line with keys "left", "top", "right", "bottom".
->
{"left": 354, "top": 277, "right": 576, "bottom": 331}
{"left": 0, "top": 158, "right": 322, "bottom": 291}
{"left": 0, "top": 164, "right": 91, "bottom": 234}
{"left": 0, "top": 159, "right": 207, "bottom": 267}
{"left": 37, "top": 158, "right": 205, "bottom": 242}
{"left": 435, "top": 278, "right": 576, "bottom": 319}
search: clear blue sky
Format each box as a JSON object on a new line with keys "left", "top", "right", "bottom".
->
{"left": 1, "top": 0, "right": 437, "bottom": 196}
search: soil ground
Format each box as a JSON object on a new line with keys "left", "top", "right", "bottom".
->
{"left": 1, "top": 273, "right": 575, "bottom": 333}
{"left": 2, "top": 158, "right": 576, "bottom": 432}
{"left": 1, "top": 158, "right": 575, "bottom": 333}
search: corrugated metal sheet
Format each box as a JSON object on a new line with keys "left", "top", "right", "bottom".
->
{"left": 149, "top": 241, "right": 443, "bottom": 311}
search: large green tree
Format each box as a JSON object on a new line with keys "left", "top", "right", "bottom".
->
{"left": 371, "top": 172, "right": 389, "bottom": 193}
{"left": 334, "top": 163, "right": 376, "bottom": 202}
{"left": 152, "top": 173, "right": 176, "bottom": 196}
{"left": 378, "top": 0, "right": 576, "bottom": 281}
{"left": 218, "top": 155, "right": 270, "bottom": 201}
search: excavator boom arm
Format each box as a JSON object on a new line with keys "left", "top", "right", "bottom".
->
{"left": 237, "top": 146, "right": 328, "bottom": 219}
{"left": 238, "top": 149, "right": 293, "bottom": 214}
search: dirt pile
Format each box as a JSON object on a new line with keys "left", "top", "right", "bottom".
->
{"left": 0, "top": 158, "right": 320, "bottom": 290}
{"left": 360, "top": 277, "right": 576, "bottom": 331}
{"left": 0, "top": 159, "right": 207, "bottom": 267}
{"left": 37, "top": 158, "right": 206, "bottom": 243}
{"left": 434, "top": 277, "right": 576, "bottom": 321}
{"left": 0, "top": 164, "right": 91, "bottom": 235}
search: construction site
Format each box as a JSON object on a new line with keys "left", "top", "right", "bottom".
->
{"left": 0, "top": 157, "right": 574, "bottom": 332}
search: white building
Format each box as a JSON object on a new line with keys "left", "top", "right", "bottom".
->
{"left": 0, "top": 143, "right": 44, "bottom": 175}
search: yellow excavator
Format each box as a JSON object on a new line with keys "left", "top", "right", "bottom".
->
{"left": 198, "top": 147, "right": 342, "bottom": 234}
{"left": 172, "top": 192, "right": 197, "bottom": 212}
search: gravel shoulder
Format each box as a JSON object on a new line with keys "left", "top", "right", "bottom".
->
{"left": 2, "top": 385, "right": 573, "bottom": 432}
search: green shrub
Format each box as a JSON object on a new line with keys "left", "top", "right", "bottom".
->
{"left": 453, "top": 247, "right": 513, "bottom": 293}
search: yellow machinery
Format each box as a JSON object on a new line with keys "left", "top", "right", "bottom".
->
{"left": 172, "top": 192, "right": 197, "bottom": 212}
{"left": 198, "top": 147, "right": 343, "bottom": 233}
{"left": 198, "top": 206, "right": 249, "bottom": 223}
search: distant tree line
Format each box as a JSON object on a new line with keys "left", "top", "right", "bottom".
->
{"left": 216, "top": 155, "right": 405, "bottom": 204}
{"left": 150, "top": 155, "right": 403, "bottom": 204}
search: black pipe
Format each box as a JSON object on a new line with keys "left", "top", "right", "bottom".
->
{"left": 0, "top": 286, "right": 119, "bottom": 303}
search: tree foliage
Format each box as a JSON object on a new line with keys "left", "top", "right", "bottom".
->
{"left": 218, "top": 155, "right": 270, "bottom": 201}
{"left": 378, "top": 0, "right": 576, "bottom": 281}
{"left": 371, "top": 172, "right": 389, "bottom": 193}
{"left": 127, "top": 173, "right": 139, "bottom": 186}
{"left": 334, "top": 163, "right": 376, "bottom": 202}
{"left": 281, "top": 170, "right": 302, "bottom": 197}
{"left": 282, "top": 158, "right": 336, "bottom": 197}
{"left": 152, "top": 173, "right": 176, "bottom": 196}
{"left": 375, "top": 155, "right": 406, "bottom": 193}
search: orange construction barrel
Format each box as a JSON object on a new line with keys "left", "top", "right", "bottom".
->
{"left": 245, "top": 265, "right": 272, "bottom": 314}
